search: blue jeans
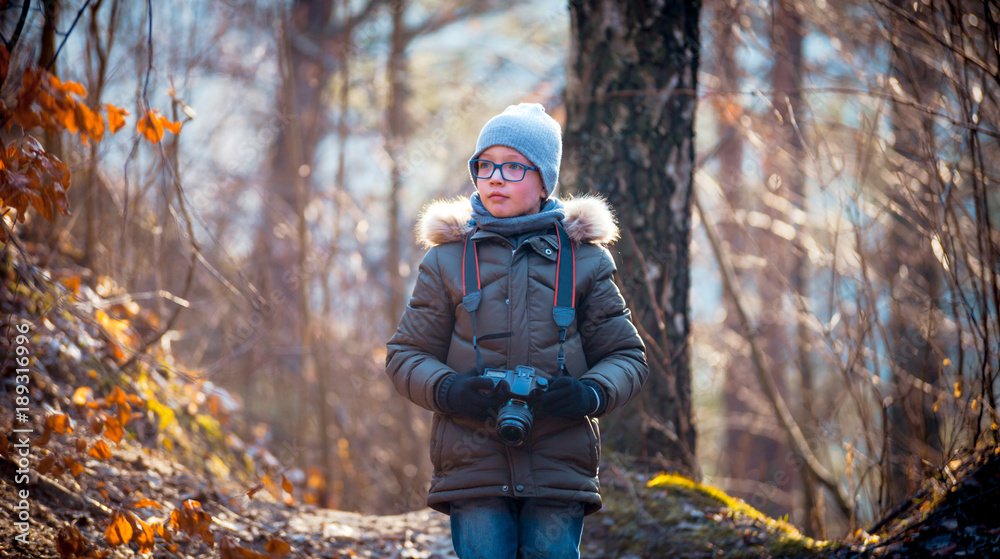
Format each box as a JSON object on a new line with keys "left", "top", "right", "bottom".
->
{"left": 449, "top": 497, "right": 585, "bottom": 559}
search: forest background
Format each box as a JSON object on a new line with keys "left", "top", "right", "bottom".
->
{"left": 2, "top": 0, "right": 998, "bottom": 542}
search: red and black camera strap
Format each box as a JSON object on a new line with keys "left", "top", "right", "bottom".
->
{"left": 462, "top": 222, "right": 576, "bottom": 375}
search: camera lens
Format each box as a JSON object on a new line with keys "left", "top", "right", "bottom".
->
{"left": 496, "top": 400, "right": 533, "bottom": 446}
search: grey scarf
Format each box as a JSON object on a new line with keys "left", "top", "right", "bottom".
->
{"left": 470, "top": 192, "right": 566, "bottom": 236}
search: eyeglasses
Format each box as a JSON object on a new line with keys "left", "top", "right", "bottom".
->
{"left": 470, "top": 159, "right": 539, "bottom": 182}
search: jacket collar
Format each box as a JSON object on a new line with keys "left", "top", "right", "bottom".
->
{"left": 416, "top": 195, "right": 619, "bottom": 249}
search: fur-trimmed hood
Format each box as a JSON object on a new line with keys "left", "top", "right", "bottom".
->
{"left": 416, "top": 195, "right": 619, "bottom": 249}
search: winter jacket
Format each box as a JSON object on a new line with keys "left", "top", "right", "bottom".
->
{"left": 385, "top": 195, "right": 648, "bottom": 515}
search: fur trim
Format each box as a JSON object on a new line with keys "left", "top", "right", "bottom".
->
{"left": 416, "top": 195, "right": 619, "bottom": 248}
{"left": 416, "top": 197, "right": 474, "bottom": 249}
{"left": 561, "top": 195, "right": 619, "bottom": 246}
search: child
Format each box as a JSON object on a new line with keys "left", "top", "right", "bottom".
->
{"left": 386, "top": 103, "right": 648, "bottom": 559}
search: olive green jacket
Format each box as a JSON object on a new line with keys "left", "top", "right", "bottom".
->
{"left": 385, "top": 195, "right": 647, "bottom": 515}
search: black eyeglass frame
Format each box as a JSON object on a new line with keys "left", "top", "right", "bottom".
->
{"left": 469, "top": 159, "right": 540, "bottom": 182}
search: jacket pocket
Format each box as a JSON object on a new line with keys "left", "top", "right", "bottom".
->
{"left": 430, "top": 414, "right": 445, "bottom": 472}
{"left": 586, "top": 417, "right": 600, "bottom": 476}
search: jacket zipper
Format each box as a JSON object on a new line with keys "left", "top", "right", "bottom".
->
{"left": 506, "top": 240, "right": 515, "bottom": 367}
{"left": 505, "top": 239, "right": 517, "bottom": 492}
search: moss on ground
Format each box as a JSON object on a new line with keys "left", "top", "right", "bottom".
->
{"left": 582, "top": 466, "right": 851, "bottom": 558}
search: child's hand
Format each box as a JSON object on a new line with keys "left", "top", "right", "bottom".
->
{"left": 536, "top": 377, "right": 602, "bottom": 418}
{"left": 443, "top": 373, "right": 502, "bottom": 421}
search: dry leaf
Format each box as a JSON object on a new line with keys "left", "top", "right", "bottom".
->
{"left": 168, "top": 500, "right": 214, "bottom": 545}
{"left": 133, "top": 498, "right": 163, "bottom": 509}
{"left": 126, "top": 512, "right": 156, "bottom": 554}
{"left": 89, "top": 415, "right": 104, "bottom": 435}
{"left": 107, "top": 386, "right": 128, "bottom": 407}
{"left": 220, "top": 536, "right": 268, "bottom": 559}
{"left": 116, "top": 402, "right": 131, "bottom": 428}
{"left": 71, "top": 387, "right": 92, "bottom": 406}
{"left": 66, "top": 457, "right": 84, "bottom": 477}
{"left": 61, "top": 274, "right": 82, "bottom": 294}
{"left": 88, "top": 440, "right": 112, "bottom": 460}
{"left": 281, "top": 474, "right": 294, "bottom": 494}
{"left": 106, "top": 104, "right": 128, "bottom": 133}
{"left": 105, "top": 511, "right": 133, "bottom": 546}
{"left": 47, "top": 413, "right": 73, "bottom": 435}
{"left": 103, "top": 416, "right": 124, "bottom": 445}
{"left": 56, "top": 525, "right": 89, "bottom": 559}
{"left": 245, "top": 482, "right": 265, "bottom": 500}
{"left": 266, "top": 537, "right": 292, "bottom": 559}
{"left": 38, "top": 453, "right": 57, "bottom": 474}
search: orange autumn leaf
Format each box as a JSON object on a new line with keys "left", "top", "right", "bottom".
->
{"left": 88, "top": 440, "right": 112, "bottom": 460}
{"left": 60, "top": 274, "right": 82, "bottom": 295}
{"left": 117, "top": 402, "right": 132, "bottom": 428}
{"left": 136, "top": 110, "right": 181, "bottom": 144}
{"left": 73, "top": 102, "right": 105, "bottom": 145}
{"left": 133, "top": 499, "right": 163, "bottom": 509}
{"left": 245, "top": 482, "right": 265, "bottom": 500}
{"left": 107, "top": 386, "right": 129, "bottom": 407}
{"left": 46, "top": 413, "right": 73, "bottom": 435}
{"left": 281, "top": 474, "right": 294, "bottom": 494}
{"left": 266, "top": 538, "right": 292, "bottom": 559}
{"left": 162, "top": 117, "right": 182, "bottom": 134}
{"left": 106, "top": 104, "right": 128, "bottom": 133}
{"left": 220, "top": 536, "right": 268, "bottom": 559}
{"left": 65, "top": 456, "right": 85, "bottom": 477}
{"left": 103, "top": 416, "right": 124, "bottom": 445}
{"left": 168, "top": 500, "right": 214, "bottom": 545}
{"left": 48, "top": 73, "right": 86, "bottom": 98}
{"left": 105, "top": 511, "right": 133, "bottom": 547}
{"left": 154, "top": 522, "right": 173, "bottom": 543}
{"left": 136, "top": 110, "right": 164, "bottom": 143}
{"left": 126, "top": 512, "right": 156, "bottom": 554}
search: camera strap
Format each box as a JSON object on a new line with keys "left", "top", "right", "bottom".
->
{"left": 462, "top": 222, "right": 576, "bottom": 375}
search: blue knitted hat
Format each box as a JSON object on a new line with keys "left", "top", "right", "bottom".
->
{"left": 470, "top": 103, "right": 563, "bottom": 197}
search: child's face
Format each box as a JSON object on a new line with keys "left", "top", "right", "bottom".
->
{"left": 474, "top": 145, "right": 547, "bottom": 218}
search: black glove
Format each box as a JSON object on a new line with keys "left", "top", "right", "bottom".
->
{"left": 536, "top": 377, "right": 603, "bottom": 418}
{"left": 438, "top": 373, "right": 501, "bottom": 421}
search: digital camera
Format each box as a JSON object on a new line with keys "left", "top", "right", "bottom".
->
{"left": 482, "top": 366, "right": 549, "bottom": 446}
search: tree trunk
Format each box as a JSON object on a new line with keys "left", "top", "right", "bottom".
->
{"left": 767, "top": 0, "right": 824, "bottom": 534}
{"left": 386, "top": 0, "right": 406, "bottom": 350}
{"left": 24, "top": 0, "right": 62, "bottom": 248}
{"left": 884, "top": 0, "right": 944, "bottom": 507}
{"left": 565, "top": 0, "right": 701, "bottom": 475}
{"left": 711, "top": 0, "right": 782, "bottom": 519}
{"left": 385, "top": 0, "right": 428, "bottom": 508}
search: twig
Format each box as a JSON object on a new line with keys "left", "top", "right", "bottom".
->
{"left": 3, "top": 0, "right": 32, "bottom": 54}
{"left": 43, "top": 0, "right": 92, "bottom": 71}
